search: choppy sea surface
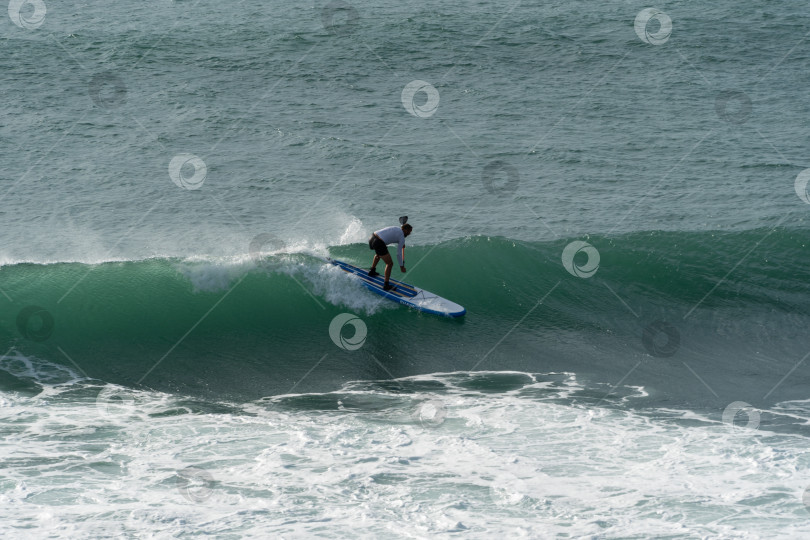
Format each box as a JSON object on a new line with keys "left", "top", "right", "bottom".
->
{"left": 3, "top": 0, "right": 810, "bottom": 537}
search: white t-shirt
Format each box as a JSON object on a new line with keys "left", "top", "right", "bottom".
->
{"left": 374, "top": 226, "right": 406, "bottom": 266}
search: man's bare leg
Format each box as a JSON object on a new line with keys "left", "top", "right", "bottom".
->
{"left": 370, "top": 254, "right": 380, "bottom": 271}
{"left": 382, "top": 253, "right": 394, "bottom": 288}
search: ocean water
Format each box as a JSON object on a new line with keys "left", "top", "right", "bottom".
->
{"left": 3, "top": 0, "right": 810, "bottom": 537}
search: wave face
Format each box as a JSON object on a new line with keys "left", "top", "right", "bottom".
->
{"left": 1, "top": 229, "right": 808, "bottom": 411}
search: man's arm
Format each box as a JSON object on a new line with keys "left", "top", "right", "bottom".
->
{"left": 397, "top": 237, "right": 406, "bottom": 271}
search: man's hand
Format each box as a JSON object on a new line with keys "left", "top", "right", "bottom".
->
{"left": 400, "top": 266, "right": 406, "bottom": 273}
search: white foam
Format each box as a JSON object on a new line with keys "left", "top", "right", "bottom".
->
{"left": 0, "top": 349, "right": 83, "bottom": 386}
{"left": 171, "top": 249, "right": 391, "bottom": 313}
{"left": 3, "top": 372, "right": 809, "bottom": 538}
{"left": 174, "top": 258, "right": 255, "bottom": 292}
{"left": 280, "top": 259, "right": 394, "bottom": 314}
{"left": 0, "top": 214, "right": 370, "bottom": 268}
{"left": 337, "top": 216, "right": 367, "bottom": 245}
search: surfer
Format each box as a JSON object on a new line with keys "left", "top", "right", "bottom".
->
{"left": 368, "top": 220, "right": 412, "bottom": 291}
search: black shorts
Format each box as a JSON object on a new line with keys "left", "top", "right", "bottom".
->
{"left": 369, "top": 235, "right": 389, "bottom": 257}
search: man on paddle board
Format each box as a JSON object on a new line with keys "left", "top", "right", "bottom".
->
{"left": 368, "top": 220, "right": 412, "bottom": 291}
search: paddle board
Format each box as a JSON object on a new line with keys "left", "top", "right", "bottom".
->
{"left": 325, "top": 258, "right": 466, "bottom": 317}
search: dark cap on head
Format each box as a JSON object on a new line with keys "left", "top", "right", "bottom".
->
{"left": 402, "top": 223, "right": 413, "bottom": 232}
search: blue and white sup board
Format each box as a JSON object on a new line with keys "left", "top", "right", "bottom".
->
{"left": 325, "top": 258, "right": 466, "bottom": 318}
